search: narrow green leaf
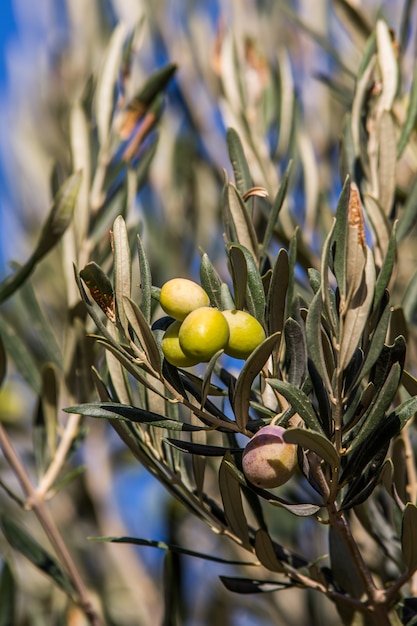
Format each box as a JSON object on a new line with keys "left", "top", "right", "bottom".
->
{"left": 0, "top": 515, "right": 75, "bottom": 597}
{"left": 228, "top": 243, "right": 265, "bottom": 322}
{"left": 227, "top": 183, "right": 259, "bottom": 262}
{"left": 166, "top": 439, "right": 239, "bottom": 457}
{"left": 219, "top": 576, "right": 293, "bottom": 594}
{"left": 283, "top": 428, "right": 340, "bottom": 469}
{"left": 363, "top": 193, "right": 391, "bottom": 267}
{"left": 132, "top": 63, "right": 177, "bottom": 111}
{"left": 123, "top": 295, "right": 161, "bottom": 371}
{"left": 332, "top": 176, "right": 351, "bottom": 298}
{"left": 219, "top": 452, "right": 251, "bottom": 548}
{"left": 136, "top": 233, "right": 152, "bottom": 323}
{"left": 378, "top": 111, "right": 396, "bottom": 215}
{"left": 266, "top": 248, "right": 288, "bottom": 337}
{"left": 226, "top": 127, "right": 252, "bottom": 195}
{"left": 345, "top": 361, "right": 402, "bottom": 456}
{"left": 374, "top": 223, "right": 397, "bottom": 308}
{"left": 200, "top": 252, "right": 223, "bottom": 309}
{"left": 113, "top": 215, "right": 132, "bottom": 332}
{"left": 89, "top": 535, "right": 256, "bottom": 565}
{"left": 39, "top": 363, "right": 58, "bottom": 461}
{"left": 262, "top": 161, "right": 292, "bottom": 254}
{"left": 305, "top": 290, "right": 333, "bottom": 393}
{"left": 339, "top": 248, "right": 375, "bottom": 372}
{"left": 65, "top": 402, "right": 206, "bottom": 431}
{"left": 0, "top": 562, "right": 16, "bottom": 626}
{"left": 402, "top": 503, "right": 417, "bottom": 573}
{"left": 353, "top": 299, "right": 391, "bottom": 385}
{"left": 254, "top": 530, "right": 286, "bottom": 573}
{"left": 376, "top": 19, "right": 398, "bottom": 113}
{"left": 398, "top": 65, "right": 417, "bottom": 157}
{"left": 266, "top": 379, "right": 324, "bottom": 434}
{"left": 233, "top": 332, "right": 281, "bottom": 431}
{"left": 95, "top": 23, "right": 127, "bottom": 146}
{"left": 0, "top": 172, "right": 81, "bottom": 304}
{"left": 0, "top": 318, "right": 41, "bottom": 393}
{"left": 284, "top": 318, "right": 307, "bottom": 387}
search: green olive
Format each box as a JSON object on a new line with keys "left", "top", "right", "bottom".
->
{"left": 160, "top": 278, "right": 210, "bottom": 321}
{"left": 221, "top": 310, "right": 266, "bottom": 359}
{"left": 242, "top": 425, "right": 297, "bottom": 489}
{"left": 179, "top": 307, "right": 229, "bottom": 362}
{"left": 161, "top": 321, "right": 200, "bottom": 367}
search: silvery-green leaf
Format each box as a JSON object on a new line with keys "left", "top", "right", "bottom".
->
{"left": 233, "top": 332, "right": 281, "bottom": 431}
{"left": 219, "top": 452, "right": 251, "bottom": 549}
{"left": 283, "top": 428, "right": 340, "bottom": 469}
{"left": 306, "top": 289, "right": 333, "bottom": 393}
{"left": 377, "top": 111, "right": 396, "bottom": 215}
{"left": 136, "top": 233, "right": 152, "bottom": 323}
{"left": 226, "top": 183, "right": 259, "bottom": 262}
{"left": 266, "top": 378, "right": 324, "bottom": 434}
{"left": 262, "top": 161, "right": 292, "bottom": 254}
{"left": 339, "top": 248, "right": 375, "bottom": 372}
{"left": 200, "top": 252, "right": 223, "bottom": 309}
{"left": 376, "top": 20, "right": 398, "bottom": 113}
{"left": 95, "top": 23, "right": 127, "bottom": 147}
{"left": 227, "top": 243, "right": 265, "bottom": 322}
{"left": 284, "top": 317, "right": 307, "bottom": 387}
{"left": 122, "top": 295, "right": 161, "bottom": 372}
{"left": 113, "top": 215, "right": 132, "bottom": 333}
{"left": 226, "top": 127, "right": 252, "bottom": 195}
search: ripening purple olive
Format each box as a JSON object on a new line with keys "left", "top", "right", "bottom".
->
{"left": 242, "top": 425, "right": 297, "bottom": 489}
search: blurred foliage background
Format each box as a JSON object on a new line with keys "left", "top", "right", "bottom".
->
{"left": 1, "top": 1, "right": 417, "bottom": 625}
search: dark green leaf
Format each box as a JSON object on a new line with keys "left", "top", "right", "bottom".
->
{"left": 402, "top": 503, "right": 417, "bottom": 573}
{"left": 200, "top": 252, "right": 223, "bottom": 309}
{"left": 166, "top": 438, "right": 240, "bottom": 456}
{"left": 0, "top": 561, "right": 16, "bottom": 626}
{"left": 0, "top": 515, "right": 75, "bottom": 597}
{"left": 136, "top": 233, "right": 152, "bottom": 323}
{"left": 284, "top": 318, "right": 307, "bottom": 387}
{"left": 266, "top": 379, "right": 324, "bottom": 434}
{"left": 133, "top": 63, "right": 177, "bottom": 110}
{"left": 123, "top": 295, "right": 161, "bottom": 371}
{"left": 228, "top": 243, "right": 265, "bottom": 322}
{"left": 254, "top": 529, "right": 286, "bottom": 573}
{"left": 266, "top": 249, "right": 288, "bottom": 369}
{"left": 89, "top": 535, "right": 257, "bottom": 565}
{"left": 233, "top": 332, "right": 281, "bottom": 431}
{"left": 283, "top": 428, "right": 340, "bottom": 469}
{"left": 226, "top": 127, "right": 252, "bottom": 195}
{"left": 226, "top": 184, "right": 259, "bottom": 262}
{"left": 219, "top": 452, "right": 251, "bottom": 549}
{"left": 64, "top": 402, "right": 206, "bottom": 431}
{"left": 219, "top": 576, "right": 293, "bottom": 594}
{"left": 332, "top": 176, "right": 351, "bottom": 298}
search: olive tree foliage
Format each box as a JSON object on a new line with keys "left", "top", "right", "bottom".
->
{"left": 2, "top": 1, "right": 417, "bottom": 625}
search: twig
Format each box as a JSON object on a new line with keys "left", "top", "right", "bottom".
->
{"left": 0, "top": 422, "right": 103, "bottom": 626}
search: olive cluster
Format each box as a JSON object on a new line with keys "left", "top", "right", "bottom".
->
{"left": 159, "top": 278, "right": 266, "bottom": 367}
